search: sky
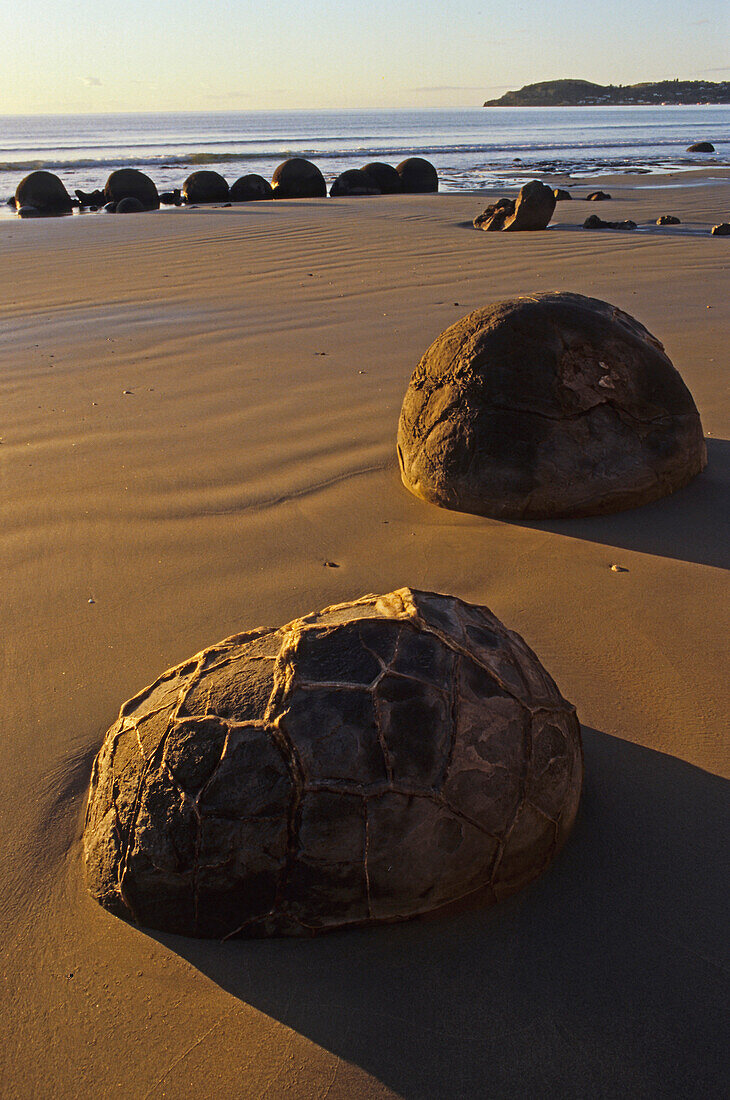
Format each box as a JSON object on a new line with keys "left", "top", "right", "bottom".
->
{"left": 0, "top": 0, "right": 728, "bottom": 114}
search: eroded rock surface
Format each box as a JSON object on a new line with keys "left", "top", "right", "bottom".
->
{"left": 84, "top": 589, "right": 582, "bottom": 937}
{"left": 473, "top": 181, "right": 555, "bottom": 231}
{"left": 397, "top": 293, "right": 707, "bottom": 519}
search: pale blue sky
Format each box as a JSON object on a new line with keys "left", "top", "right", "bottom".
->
{"left": 1, "top": 0, "right": 727, "bottom": 114}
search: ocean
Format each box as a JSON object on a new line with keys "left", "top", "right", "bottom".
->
{"left": 1, "top": 105, "right": 728, "bottom": 208}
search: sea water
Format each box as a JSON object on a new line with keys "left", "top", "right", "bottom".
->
{"left": 1, "top": 105, "right": 727, "bottom": 205}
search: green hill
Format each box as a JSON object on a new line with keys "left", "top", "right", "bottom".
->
{"left": 484, "top": 79, "right": 730, "bottom": 106}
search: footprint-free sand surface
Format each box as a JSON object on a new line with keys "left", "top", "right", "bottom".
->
{"left": 1, "top": 173, "right": 728, "bottom": 1098}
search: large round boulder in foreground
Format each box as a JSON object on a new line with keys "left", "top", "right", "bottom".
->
{"left": 15, "top": 171, "right": 73, "bottom": 215}
{"left": 271, "top": 158, "right": 327, "bottom": 199}
{"left": 396, "top": 157, "right": 438, "bottom": 193}
{"left": 182, "top": 170, "right": 229, "bottom": 204}
{"left": 104, "top": 169, "right": 159, "bottom": 211}
{"left": 84, "top": 588, "right": 582, "bottom": 938}
{"left": 398, "top": 294, "right": 706, "bottom": 519}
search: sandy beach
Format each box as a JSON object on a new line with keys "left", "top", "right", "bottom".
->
{"left": 1, "top": 172, "right": 728, "bottom": 1098}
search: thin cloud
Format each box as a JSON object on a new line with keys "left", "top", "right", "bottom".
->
{"left": 203, "top": 92, "right": 251, "bottom": 103}
{"left": 410, "top": 85, "right": 491, "bottom": 93}
{"left": 82, "top": 76, "right": 102, "bottom": 87}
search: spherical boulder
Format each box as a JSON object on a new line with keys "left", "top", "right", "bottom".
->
{"left": 711, "top": 222, "right": 730, "bottom": 236}
{"left": 396, "top": 157, "right": 438, "bottom": 193}
{"left": 687, "top": 142, "right": 714, "bottom": 153}
{"left": 329, "top": 168, "right": 381, "bottom": 197}
{"left": 586, "top": 190, "right": 611, "bottom": 201}
{"left": 104, "top": 169, "right": 159, "bottom": 211}
{"left": 230, "top": 174, "right": 274, "bottom": 202}
{"left": 83, "top": 587, "right": 582, "bottom": 938}
{"left": 15, "top": 171, "right": 73, "bottom": 216}
{"left": 116, "top": 196, "right": 145, "bottom": 214}
{"left": 656, "top": 215, "right": 680, "bottom": 225}
{"left": 362, "top": 162, "right": 403, "bottom": 194}
{"left": 554, "top": 188, "right": 572, "bottom": 201}
{"left": 397, "top": 293, "right": 706, "bottom": 519}
{"left": 182, "top": 170, "right": 230, "bottom": 204}
{"left": 271, "top": 158, "right": 327, "bottom": 199}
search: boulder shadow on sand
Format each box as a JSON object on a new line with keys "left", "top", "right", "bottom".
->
{"left": 145, "top": 728, "right": 729, "bottom": 1099}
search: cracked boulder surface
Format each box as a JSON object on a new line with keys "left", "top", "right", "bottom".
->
{"left": 397, "top": 293, "right": 707, "bottom": 519}
{"left": 84, "top": 588, "right": 582, "bottom": 938}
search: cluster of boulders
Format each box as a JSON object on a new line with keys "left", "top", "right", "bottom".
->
{"left": 83, "top": 289, "right": 709, "bottom": 941}
{"left": 474, "top": 181, "right": 726, "bottom": 236}
{"left": 473, "top": 180, "right": 556, "bottom": 231}
{"left": 9, "top": 156, "right": 439, "bottom": 217}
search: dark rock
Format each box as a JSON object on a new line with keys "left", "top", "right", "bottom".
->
{"left": 116, "top": 196, "right": 145, "bottom": 214}
{"left": 586, "top": 190, "right": 611, "bottom": 200}
{"left": 362, "top": 162, "right": 403, "bottom": 194}
{"left": 397, "top": 292, "right": 707, "bottom": 519}
{"left": 229, "top": 174, "right": 273, "bottom": 202}
{"left": 396, "top": 157, "right": 438, "bottom": 193}
{"left": 473, "top": 198, "right": 515, "bottom": 230}
{"left": 103, "top": 202, "right": 117, "bottom": 214}
{"left": 503, "top": 179, "right": 556, "bottom": 231}
{"left": 711, "top": 223, "right": 730, "bottom": 236}
{"left": 329, "top": 168, "right": 381, "bottom": 197}
{"left": 474, "top": 181, "right": 555, "bottom": 232}
{"left": 687, "top": 142, "right": 715, "bottom": 153}
{"left": 159, "top": 189, "right": 182, "bottom": 206}
{"left": 75, "top": 188, "right": 105, "bottom": 208}
{"left": 182, "top": 170, "right": 229, "bottom": 204}
{"left": 554, "top": 188, "right": 572, "bottom": 200}
{"left": 83, "top": 588, "right": 583, "bottom": 937}
{"left": 583, "top": 214, "right": 637, "bottom": 230}
{"left": 271, "top": 158, "right": 327, "bottom": 199}
{"left": 15, "top": 171, "right": 73, "bottom": 216}
{"left": 104, "top": 169, "right": 159, "bottom": 210}
{"left": 656, "top": 215, "right": 681, "bottom": 225}
{"left": 17, "top": 205, "right": 41, "bottom": 219}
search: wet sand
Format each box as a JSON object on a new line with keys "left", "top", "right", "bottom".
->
{"left": 1, "top": 174, "right": 728, "bottom": 1098}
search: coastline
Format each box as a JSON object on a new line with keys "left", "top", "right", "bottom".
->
{"left": 1, "top": 170, "right": 728, "bottom": 1098}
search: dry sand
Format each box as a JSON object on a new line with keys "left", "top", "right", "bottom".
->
{"left": 1, "top": 172, "right": 728, "bottom": 1098}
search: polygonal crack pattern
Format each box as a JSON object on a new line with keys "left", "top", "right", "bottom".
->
{"left": 84, "top": 589, "right": 582, "bottom": 938}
